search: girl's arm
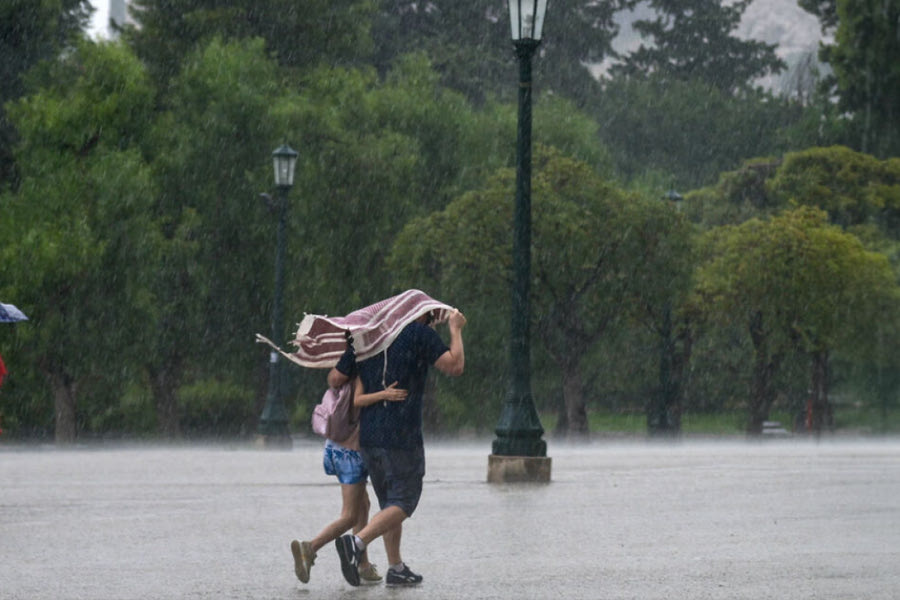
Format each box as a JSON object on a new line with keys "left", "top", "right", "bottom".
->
{"left": 353, "top": 378, "right": 408, "bottom": 407}
{"left": 327, "top": 367, "right": 349, "bottom": 388}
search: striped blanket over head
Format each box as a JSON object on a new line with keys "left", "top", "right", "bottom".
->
{"left": 255, "top": 289, "right": 454, "bottom": 369}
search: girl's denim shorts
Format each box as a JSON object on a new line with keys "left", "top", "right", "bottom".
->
{"left": 323, "top": 439, "right": 368, "bottom": 484}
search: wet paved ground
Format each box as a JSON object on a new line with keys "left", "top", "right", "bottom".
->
{"left": 2, "top": 438, "right": 899, "bottom": 599}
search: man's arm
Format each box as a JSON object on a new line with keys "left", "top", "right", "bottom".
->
{"left": 434, "top": 309, "right": 466, "bottom": 376}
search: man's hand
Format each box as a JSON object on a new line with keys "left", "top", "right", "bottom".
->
{"left": 435, "top": 308, "right": 465, "bottom": 377}
{"left": 448, "top": 309, "right": 466, "bottom": 331}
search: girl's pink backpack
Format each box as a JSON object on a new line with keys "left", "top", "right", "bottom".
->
{"left": 311, "top": 382, "right": 358, "bottom": 443}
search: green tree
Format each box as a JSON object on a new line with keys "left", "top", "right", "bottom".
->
{"left": 814, "top": 0, "right": 900, "bottom": 156}
{"left": 696, "top": 207, "right": 899, "bottom": 434}
{"left": 611, "top": 0, "right": 785, "bottom": 95}
{"left": 0, "top": 0, "right": 91, "bottom": 188}
{"left": 501, "top": 93, "right": 616, "bottom": 178}
{"left": 125, "top": 0, "right": 374, "bottom": 87}
{"left": 799, "top": 0, "right": 838, "bottom": 31}
{"left": 595, "top": 75, "right": 808, "bottom": 188}
{"left": 146, "top": 37, "right": 290, "bottom": 435}
{"left": 390, "top": 147, "right": 688, "bottom": 436}
{"left": 371, "top": 0, "right": 627, "bottom": 106}
{"left": 626, "top": 196, "right": 696, "bottom": 435}
{"left": 769, "top": 146, "right": 900, "bottom": 236}
{"left": 371, "top": 0, "right": 509, "bottom": 104}
{"left": 684, "top": 156, "right": 786, "bottom": 228}
{"left": 148, "top": 47, "right": 501, "bottom": 434}
{"left": 278, "top": 54, "right": 616, "bottom": 313}
{"left": 279, "top": 60, "right": 452, "bottom": 316}
{"left": 0, "top": 40, "right": 158, "bottom": 442}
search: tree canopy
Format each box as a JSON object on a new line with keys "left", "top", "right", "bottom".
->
{"left": 0, "top": 0, "right": 92, "bottom": 187}
{"left": 1, "top": 39, "right": 158, "bottom": 441}
{"left": 389, "top": 147, "right": 694, "bottom": 436}
{"left": 802, "top": 0, "right": 900, "bottom": 157}
{"left": 695, "top": 206, "right": 900, "bottom": 433}
{"left": 124, "top": 0, "right": 375, "bottom": 87}
{"left": 1, "top": 1, "right": 899, "bottom": 441}
{"left": 370, "top": 0, "right": 628, "bottom": 105}
{"left": 611, "top": 0, "right": 785, "bottom": 95}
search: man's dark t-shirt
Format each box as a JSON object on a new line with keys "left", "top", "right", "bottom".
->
{"left": 357, "top": 321, "right": 448, "bottom": 449}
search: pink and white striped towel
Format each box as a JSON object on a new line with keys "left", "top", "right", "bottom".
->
{"left": 256, "top": 289, "right": 454, "bottom": 369}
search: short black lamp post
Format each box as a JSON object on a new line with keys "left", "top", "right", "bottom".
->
{"left": 258, "top": 143, "right": 298, "bottom": 448}
{"left": 488, "top": 0, "right": 551, "bottom": 483}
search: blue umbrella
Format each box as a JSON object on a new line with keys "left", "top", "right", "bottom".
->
{"left": 0, "top": 303, "right": 28, "bottom": 323}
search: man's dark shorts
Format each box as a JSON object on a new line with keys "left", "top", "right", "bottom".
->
{"left": 359, "top": 445, "right": 425, "bottom": 517}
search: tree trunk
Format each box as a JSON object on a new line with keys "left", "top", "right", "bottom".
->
{"left": 809, "top": 350, "right": 831, "bottom": 436}
{"left": 149, "top": 365, "right": 182, "bottom": 438}
{"left": 554, "top": 390, "right": 568, "bottom": 437}
{"left": 50, "top": 372, "right": 78, "bottom": 444}
{"left": 562, "top": 360, "right": 588, "bottom": 439}
{"left": 670, "top": 320, "right": 693, "bottom": 432}
{"left": 747, "top": 311, "right": 779, "bottom": 436}
{"left": 539, "top": 308, "right": 595, "bottom": 439}
{"left": 648, "top": 305, "right": 683, "bottom": 437}
{"left": 747, "top": 353, "right": 778, "bottom": 435}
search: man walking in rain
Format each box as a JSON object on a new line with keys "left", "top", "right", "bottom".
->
{"left": 335, "top": 301, "right": 466, "bottom": 586}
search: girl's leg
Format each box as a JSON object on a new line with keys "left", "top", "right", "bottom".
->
{"left": 310, "top": 481, "right": 367, "bottom": 552}
{"left": 353, "top": 487, "right": 374, "bottom": 566}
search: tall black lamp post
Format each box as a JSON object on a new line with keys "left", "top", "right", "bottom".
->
{"left": 258, "top": 143, "right": 298, "bottom": 448}
{"left": 488, "top": 0, "right": 551, "bottom": 482}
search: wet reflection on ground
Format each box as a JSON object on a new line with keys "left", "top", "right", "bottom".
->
{"left": 2, "top": 438, "right": 898, "bottom": 599}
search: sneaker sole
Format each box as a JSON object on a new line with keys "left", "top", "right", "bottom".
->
{"left": 335, "top": 536, "right": 360, "bottom": 587}
{"left": 386, "top": 574, "right": 423, "bottom": 586}
{"left": 290, "top": 540, "right": 309, "bottom": 583}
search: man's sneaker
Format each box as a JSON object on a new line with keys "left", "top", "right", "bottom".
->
{"left": 290, "top": 540, "right": 315, "bottom": 583}
{"left": 386, "top": 563, "right": 423, "bottom": 586}
{"left": 335, "top": 534, "right": 361, "bottom": 586}
{"left": 358, "top": 563, "right": 383, "bottom": 584}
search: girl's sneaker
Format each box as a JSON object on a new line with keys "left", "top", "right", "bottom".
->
{"left": 358, "top": 563, "right": 383, "bottom": 584}
{"left": 290, "top": 540, "right": 316, "bottom": 583}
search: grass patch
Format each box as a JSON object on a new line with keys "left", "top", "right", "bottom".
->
{"left": 832, "top": 403, "right": 900, "bottom": 433}
{"left": 539, "top": 411, "right": 647, "bottom": 435}
{"left": 535, "top": 409, "right": 887, "bottom": 436}
{"left": 590, "top": 411, "right": 646, "bottom": 433}
{"left": 680, "top": 412, "right": 743, "bottom": 435}
{"left": 680, "top": 411, "right": 792, "bottom": 435}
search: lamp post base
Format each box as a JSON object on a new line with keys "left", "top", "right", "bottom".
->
{"left": 487, "top": 454, "right": 551, "bottom": 483}
{"left": 492, "top": 434, "right": 546, "bottom": 457}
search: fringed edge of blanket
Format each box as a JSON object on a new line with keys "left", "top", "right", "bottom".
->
{"left": 254, "top": 333, "right": 336, "bottom": 369}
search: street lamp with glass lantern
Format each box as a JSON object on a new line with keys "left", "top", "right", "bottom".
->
{"left": 488, "top": 0, "right": 551, "bottom": 482}
{"left": 257, "top": 143, "right": 298, "bottom": 448}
